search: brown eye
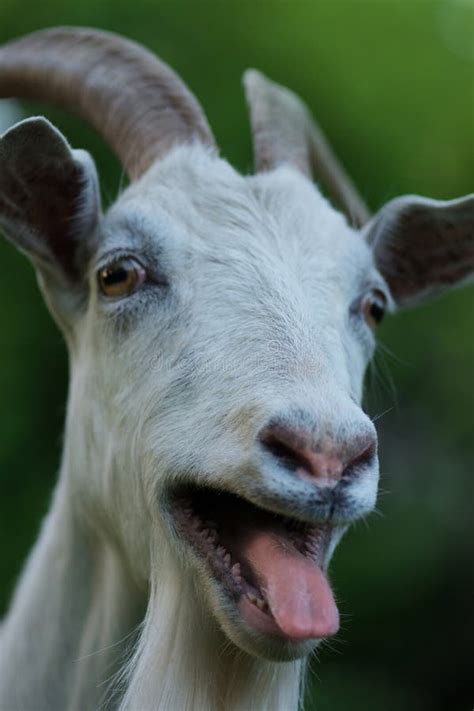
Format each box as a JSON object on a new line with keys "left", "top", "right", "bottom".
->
{"left": 98, "top": 258, "right": 146, "bottom": 299}
{"left": 362, "top": 289, "right": 387, "bottom": 328}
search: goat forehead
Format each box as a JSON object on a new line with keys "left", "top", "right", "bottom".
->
{"left": 106, "top": 148, "right": 374, "bottom": 293}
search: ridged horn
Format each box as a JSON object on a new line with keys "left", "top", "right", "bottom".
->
{"left": 0, "top": 27, "right": 216, "bottom": 180}
{"left": 243, "top": 69, "right": 370, "bottom": 228}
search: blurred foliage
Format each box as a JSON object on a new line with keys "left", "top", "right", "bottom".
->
{"left": 0, "top": 2, "right": 473, "bottom": 710}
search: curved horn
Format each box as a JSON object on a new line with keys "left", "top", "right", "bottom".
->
{"left": 0, "top": 27, "right": 216, "bottom": 180}
{"left": 243, "top": 69, "right": 369, "bottom": 228}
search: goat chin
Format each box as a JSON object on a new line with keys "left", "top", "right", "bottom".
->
{"left": 192, "top": 562, "right": 317, "bottom": 664}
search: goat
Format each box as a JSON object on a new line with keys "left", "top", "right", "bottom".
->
{"left": 0, "top": 27, "right": 472, "bottom": 711}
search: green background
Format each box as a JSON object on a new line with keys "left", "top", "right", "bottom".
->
{"left": 0, "top": 2, "right": 473, "bottom": 709}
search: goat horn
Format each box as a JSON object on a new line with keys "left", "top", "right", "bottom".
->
{"left": 0, "top": 27, "right": 216, "bottom": 180}
{"left": 243, "top": 70, "right": 370, "bottom": 228}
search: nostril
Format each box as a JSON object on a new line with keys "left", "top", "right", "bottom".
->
{"left": 343, "top": 438, "right": 377, "bottom": 478}
{"left": 259, "top": 432, "right": 312, "bottom": 475}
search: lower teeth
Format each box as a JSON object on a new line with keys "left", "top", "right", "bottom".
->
{"left": 246, "top": 592, "right": 267, "bottom": 610}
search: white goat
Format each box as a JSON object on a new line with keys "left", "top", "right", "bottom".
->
{"left": 0, "top": 27, "right": 472, "bottom": 711}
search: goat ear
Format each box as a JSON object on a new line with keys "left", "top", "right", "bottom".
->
{"left": 0, "top": 116, "right": 101, "bottom": 308}
{"left": 365, "top": 194, "right": 474, "bottom": 307}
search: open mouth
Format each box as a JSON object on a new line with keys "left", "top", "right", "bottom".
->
{"left": 171, "top": 486, "right": 339, "bottom": 644}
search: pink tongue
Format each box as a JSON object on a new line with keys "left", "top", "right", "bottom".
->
{"left": 242, "top": 530, "right": 339, "bottom": 640}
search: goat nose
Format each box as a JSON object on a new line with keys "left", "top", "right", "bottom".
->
{"left": 259, "top": 423, "right": 377, "bottom": 487}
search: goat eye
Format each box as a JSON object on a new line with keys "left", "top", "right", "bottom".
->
{"left": 362, "top": 289, "right": 387, "bottom": 328}
{"left": 98, "top": 258, "right": 146, "bottom": 299}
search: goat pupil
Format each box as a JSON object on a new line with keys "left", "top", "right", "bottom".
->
{"left": 370, "top": 301, "right": 385, "bottom": 323}
{"left": 104, "top": 267, "right": 128, "bottom": 284}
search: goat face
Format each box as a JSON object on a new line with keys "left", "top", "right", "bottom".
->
{"left": 1, "top": 29, "right": 472, "bottom": 665}
{"left": 68, "top": 148, "right": 381, "bottom": 660}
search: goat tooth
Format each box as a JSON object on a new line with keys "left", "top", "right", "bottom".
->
{"left": 231, "top": 563, "right": 241, "bottom": 576}
{"left": 247, "top": 593, "right": 258, "bottom": 605}
{"left": 217, "top": 546, "right": 226, "bottom": 557}
{"left": 256, "top": 599, "right": 265, "bottom": 610}
{"left": 224, "top": 553, "right": 231, "bottom": 566}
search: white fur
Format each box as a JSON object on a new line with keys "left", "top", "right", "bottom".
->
{"left": 0, "top": 145, "right": 385, "bottom": 710}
